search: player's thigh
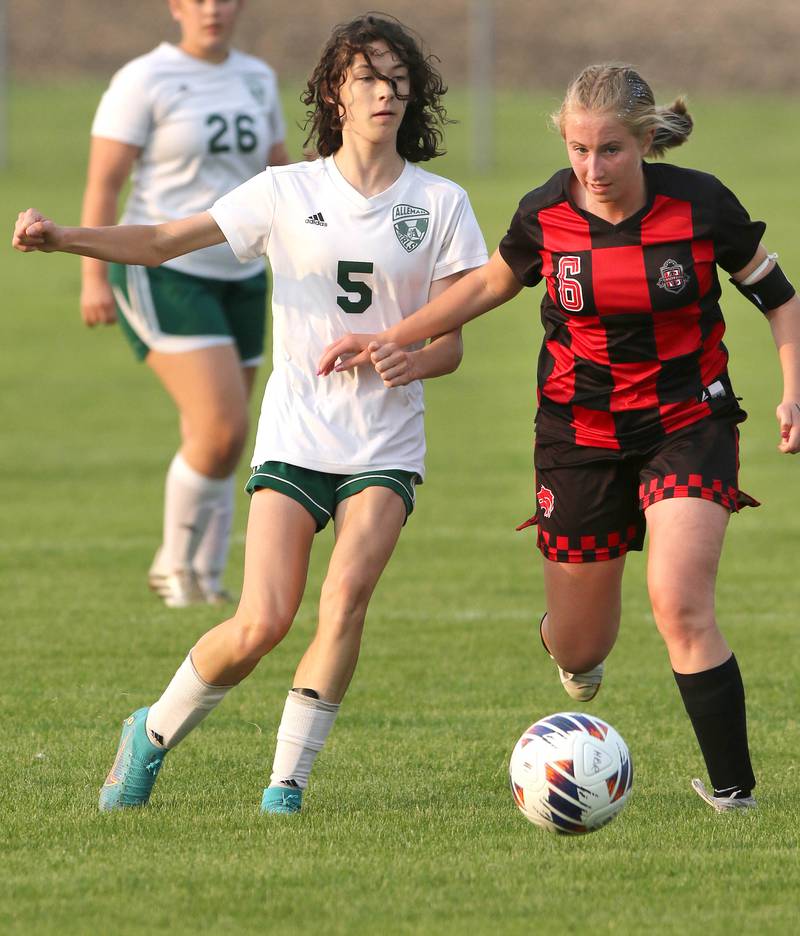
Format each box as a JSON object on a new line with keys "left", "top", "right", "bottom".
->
{"left": 641, "top": 417, "right": 749, "bottom": 619}
{"left": 148, "top": 344, "right": 249, "bottom": 433}
{"left": 237, "top": 488, "right": 317, "bottom": 625}
{"left": 645, "top": 497, "right": 728, "bottom": 622}
{"left": 192, "top": 489, "right": 317, "bottom": 675}
{"left": 324, "top": 484, "right": 408, "bottom": 608}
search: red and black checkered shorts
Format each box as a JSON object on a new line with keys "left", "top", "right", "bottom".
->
{"left": 519, "top": 416, "right": 759, "bottom": 563}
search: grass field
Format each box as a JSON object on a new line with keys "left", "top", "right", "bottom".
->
{"left": 2, "top": 82, "right": 800, "bottom": 935}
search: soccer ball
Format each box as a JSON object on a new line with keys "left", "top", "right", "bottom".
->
{"left": 509, "top": 712, "right": 633, "bottom": 834}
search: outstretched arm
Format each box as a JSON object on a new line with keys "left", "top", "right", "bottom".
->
{"left": 13, "top": 208, "right": 226, "bottom": 267}
{"left": 733, "top": 246, "right": 800, "bottom": 454}
{"left": 318, "top": 248, "right": 522, "bottom": 376}
{"left": 766, "top": 297, "right": 800, "bottom": 454}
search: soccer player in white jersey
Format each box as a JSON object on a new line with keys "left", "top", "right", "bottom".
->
{"left": 80, "top": 0, "right": 289, "bottom": 607}
{"left": 14, "top": 14, "right": 488, "bottom": 814}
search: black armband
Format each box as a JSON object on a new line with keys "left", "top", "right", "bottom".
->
{"left": 730, "top": 263, "right": 796, "bottom": 314}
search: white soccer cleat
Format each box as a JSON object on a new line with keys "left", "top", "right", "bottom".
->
{"left": 539, "top": 614, "right": 604, "bottom": 701}
{"left": 148, "top": 568, "right": 206, "bottom": 608}
{"left": 691, "top": 779, "right": 757, "bottom": 812}
{"left": 557, "top": 662, "right": 604, "bottom": 701}
{"left": 148, "top": 547, "right": 206, "bottom": 608}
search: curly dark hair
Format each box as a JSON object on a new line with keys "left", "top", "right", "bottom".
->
{"left": 302, "top": 13, "right": 450, "bottom": 162}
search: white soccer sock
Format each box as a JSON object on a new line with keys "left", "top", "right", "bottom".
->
{"left": 192, "top": 473, "right": 235, "bottom": 595}
{"left": 268, "top": 690, "right": 340, "bottom": 790}
{"left": 157, "top": 453, "right": 230, "bottom": 574}
{"left": 146, "top": 653, "right": 234, "bottom": 749}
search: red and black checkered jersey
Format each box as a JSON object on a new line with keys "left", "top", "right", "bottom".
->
{"left": 499, "top": 162, "right": 766, "bottom": 454}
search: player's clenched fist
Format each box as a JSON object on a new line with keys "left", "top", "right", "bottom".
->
{"left": 12, "top": 209, "right": 63, "bottom": 253}
{"left": 369, "top": 341, "right": 419, "bottom": 388}
{"left": 776, "top": 400, "right": 800, "bottom": 454}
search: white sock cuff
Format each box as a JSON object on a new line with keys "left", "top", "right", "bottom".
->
{"left": 275, "top": 691, "right": 339, "bottom": 752}
{"left": 187, "top": 651, "right": 236, "bottom": 693}
{"left": 169, "top": 453, "right": 232, "bottom": 494}
{"left": 146, "top": 653, "right": 234, "bottom": 749}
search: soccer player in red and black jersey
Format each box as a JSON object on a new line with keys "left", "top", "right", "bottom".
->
{"left": 320, "top": 64, "right": 800, "bottom": 813}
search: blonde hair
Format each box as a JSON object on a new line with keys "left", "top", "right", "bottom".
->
{"left": 552, "top": 64, "right": 693, "bottom": 158}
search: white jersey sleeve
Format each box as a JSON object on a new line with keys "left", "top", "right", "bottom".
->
{"left": 208, "top": 170, "right": 276, "bottom": 261}
{"left": 91, "top": 60, "right": 153, "bottom": 147}
{"left": 433, "top": 187, "right": 487, "bottom": 280}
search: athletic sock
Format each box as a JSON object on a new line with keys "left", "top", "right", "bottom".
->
{"left": 193, "top": 473, "right": 235, "bottom": 595}
{"left": 157, "top": 453, "right": 230, "bottom": 575}
{"left": 146, "top": 653, "right": 234, "bottom": 749}
{"left": 268, "top": 689, "right": 340, "bottom": 790}
{"left": 673, "top": 654, "right": 755, "bottom": 796}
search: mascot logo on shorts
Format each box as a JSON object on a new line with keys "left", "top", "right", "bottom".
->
{"left": 393, "top": 205, "right": 430, "bottom": 253}
{"left": 537, "top": 484, "right": 555, "bottom": 518}
{"left": 657, "top": 258, "right": 689, "bottom": 294}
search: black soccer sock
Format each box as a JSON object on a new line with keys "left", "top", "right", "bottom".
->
{"left": 673, "top": 654, "right": 755, "bottom": 796}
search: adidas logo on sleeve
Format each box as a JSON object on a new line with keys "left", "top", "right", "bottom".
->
{"left": 305, "top": 212, "right": 327, "bottom": 226}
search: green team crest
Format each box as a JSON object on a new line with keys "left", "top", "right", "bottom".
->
{"left": 244, "top": 76, "right": 265, "bottom": 104}
{"left": 392, "top": 204, "right": 430, "bottom": 253}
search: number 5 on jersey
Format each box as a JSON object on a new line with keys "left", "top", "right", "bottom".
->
{"left": 337, "top": 260, "right": 374, "bottom": 314}
{"left": 557, "top": 255, "right": 584, "bottom": 312}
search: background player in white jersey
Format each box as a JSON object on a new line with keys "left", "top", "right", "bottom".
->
{"left": 14, "top": 14, "right": 487, "bottom": 814}
{"left": 81, "top": 0, "right": 289, "bottom": 607}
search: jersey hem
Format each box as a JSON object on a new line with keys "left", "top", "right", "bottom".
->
{"left": 160, "top": 254, "right": 265, "bottom": 282}
{"left": 250, "top": 451, "right": 426, "bottom": 481}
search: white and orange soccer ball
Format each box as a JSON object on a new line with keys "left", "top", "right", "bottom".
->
{"left": 509, "top": 712, "right": 633, "bottom": 834}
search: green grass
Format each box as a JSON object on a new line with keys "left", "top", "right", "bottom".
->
{"left": 2, "top": 82, "right": 800, "bottom": 934}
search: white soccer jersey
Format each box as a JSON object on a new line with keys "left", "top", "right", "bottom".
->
{"left": 209, "top": 157, "right": 488, "bottom": 477}
{"left": 92, "top": 43, "right": 285, "bottom": 280}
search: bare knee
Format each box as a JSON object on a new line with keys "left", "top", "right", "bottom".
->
{"left": 186, "top": 413, "right": 248, "bottom": 475}
{"left": 319, "top": 572, "right": 372, "bottom": 639}
{"left": 231, "top": 603, "right": 293, "bottom": 661}
{"left": 650, "top": 583, "right": 715, "bottom": 650}
{"left": 544, "top": 609, "right": 618, "bottom": 673}
{"left": 554, "top": 645, "right": 609, "bottom": 674}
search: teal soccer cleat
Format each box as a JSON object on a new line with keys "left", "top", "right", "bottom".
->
{"left": 98, "top": 707, "right": 167, "bottom": 811}
{"left": 261, "top": 786, "right": 303, "bottom": 814}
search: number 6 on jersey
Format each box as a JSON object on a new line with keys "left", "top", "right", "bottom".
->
{"left": 557, "top": 255, "right": 584, "bottom": 312}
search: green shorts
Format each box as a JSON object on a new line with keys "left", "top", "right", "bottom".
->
{"left": 109, "top": 263, "right": 267, "bottom": 364}
{"left": 245, "top": 461, "right": 419, "bottom": 531}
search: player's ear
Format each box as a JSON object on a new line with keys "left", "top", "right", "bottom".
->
{"left": 322, "top": 80, "right": 346, "bottom": 128}
{"left": 166, "top": 0, "right": 182, "bottom": 25}
{"left": 641, "top": 127, "right": 656, "bottom": 155}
